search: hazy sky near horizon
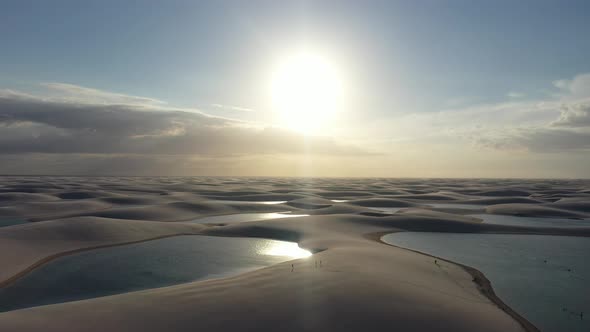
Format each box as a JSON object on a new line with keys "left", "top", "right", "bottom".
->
{"left": 1, "top": 0, "right": 590, "bottom": 177}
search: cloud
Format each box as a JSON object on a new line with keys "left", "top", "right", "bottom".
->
{"left": 507, "top": 91, "right": 525, "bottom": 98}
{"left": 465, "top": 102, "right": 590, "bottom": 153}
{"left": 471, "top": 126, "right": 590, "bottom": 153}
{"left": 385, "top": 73, "right": 590, "bottom": 154}
{"left": 551, "top": 102, "right": 590, "bottom": 128}
{"left": 211, "top": 103, "right": 254, "bottom": 112}
{"left": 2, "top": 75, "right": 589, "bottom": 176}
{"left": 0, "top": 85, "right": 368, "bottom": 158}
{"left": 40, "top": 82, "right": 165, "bottom": 105}
{"left": 553, "top": 73, "right": 590, "bottom": 100}
{"left": 516, "top": 128, "right": 590, "bottom": 152}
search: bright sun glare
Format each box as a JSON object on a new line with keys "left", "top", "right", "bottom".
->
{"left": 261, "top": 241, "right": 312, "bottom": 258}
{"left": 270, "top": 52, "right": 343, "bottom": 134}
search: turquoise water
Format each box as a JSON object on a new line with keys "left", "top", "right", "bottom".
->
{"left": 382, "top": 232, "right": 590, "bottom": 332}
{"left": 0, "top": 217, "right": 28, "bottom": 227}
{"left": 0, "top": 235, "right": 310, "bottom": 312}
{"left": 474, "top": 214, "right": 590, "bottom": 228}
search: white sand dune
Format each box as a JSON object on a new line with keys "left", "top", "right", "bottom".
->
{"left": 0, "top": 177, "right": 589, "bottom": 331}
{"left": 0, "top": 200, "right": 112, "bottom": 220}
{"left": 0, "top": 192, "right": 61, "bottom": 204}
{"left": 549, "top": 197, "right": 590, "bottom": 213}
{"left": 454, "top": 197, "right": 545, "bottom": 205}
{"left": 347, "top": 197, "right": 417, "bottom": 207}
{"left": 486, "top": 203, "right": 589, "bottom": 218}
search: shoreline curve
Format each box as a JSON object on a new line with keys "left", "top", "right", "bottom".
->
{"left": 367, "top": 231, "right": 541, "bottom": 332}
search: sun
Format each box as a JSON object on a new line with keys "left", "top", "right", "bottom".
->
{"left": 270, "top": 52, "right": 343, "bottom": 134}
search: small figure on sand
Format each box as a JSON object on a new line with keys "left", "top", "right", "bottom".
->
{"left": 291, "top": 263, "right": 294, "bottom": 272}
{"left": 434, "top": 259, "right": 438, "bottom": 266}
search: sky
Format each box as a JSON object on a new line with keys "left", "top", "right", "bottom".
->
{"left": 1, "top": 0, "right": 590, "bottom": 177}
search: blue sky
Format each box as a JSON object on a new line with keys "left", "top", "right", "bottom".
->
{"left": 2, "top": 0, "right": 589, "bottom": 111}
{"left": 1, "top": 1, "right": 590, "bottom": 177}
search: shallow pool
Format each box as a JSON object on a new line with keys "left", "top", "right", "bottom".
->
{"left": 190, "top": 212, "right": 308, "bottom": 224}
{"left": 0, "top": 235, "right": 311, "bottom": 312}
{"left": 0, "top": 217, "right": 28, "bottom": 227}
{"left": 382, "top": 232, "right": 590, "bottom": 332}
{"left": 427, "top": 203, "right": 486, "bottom": 210}
{"left": 474, "top": 214, "right": 590, "bottom": 228}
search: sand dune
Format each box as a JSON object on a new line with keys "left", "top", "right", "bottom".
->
{"left": 347, "top": 197, "right": 417, "bottom": 207}
{"left": 99, "top": 196, "right": 171, "bottom": 205}
{"left": 387, "top": 193, "right": 460, "bottom": 201}
{"left": 284, "top": 197, "right": 334, "bottom": 209}
{"left": 454, "top": 197, "right": 544, "bottom": 205}
{"left": 474, "top": 189, "right": 532, "bottom": 197}
{"left": 204, "top": 193, "right": 306, "bottom": 201}
{"left": 0, "top": 193, "right": 60, "bottom": 204}
{"left": 550, "top": 198, "right": 590, "bottom": 212}
{"left": 486, "top": 203, "right": 589, "bottom": 218}
{"left": 0, "top": 200, "right": 112, "bottom": 220}
{"left": 0, "top": 177, "right": 589, "bottom": 331}
{"left": 56, "top": 191, "right": 118, "bottom": 200}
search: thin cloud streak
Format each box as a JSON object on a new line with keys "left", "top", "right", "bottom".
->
{"left": 41, "top": 82, "right": 166, "bottom": 105}
{"left": 211, "top": 103, "right": 254, "bottom": 112}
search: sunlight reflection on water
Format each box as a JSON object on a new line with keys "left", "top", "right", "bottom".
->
{"left": 0, "top": 235, "right": 312, "bottom": 313}
{"left": 191, "top": 212, "right": 309, "bottom": 224}
{"left": 258, "top": 241, "right": 312, "bottom": 258}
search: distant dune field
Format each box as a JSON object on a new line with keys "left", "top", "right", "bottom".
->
{"left": 0, "top": 176, "right": 589, "bottom": 332}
